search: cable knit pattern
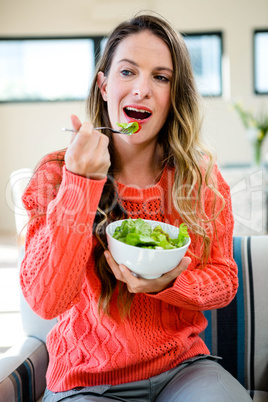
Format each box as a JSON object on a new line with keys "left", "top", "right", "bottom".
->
{"left": 20, "top": 157, "right": 238, "bottom": 392}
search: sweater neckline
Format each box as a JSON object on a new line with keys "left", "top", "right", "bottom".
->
{"left": 116, "top": 164, "right": 174, "bottom": 196}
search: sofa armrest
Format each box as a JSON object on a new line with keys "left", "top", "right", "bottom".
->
{"left": 0, "top": 336, "right": 48, "bottom": 402}
{"left": 202, "top": 236, "right": 268, "bottom": 395}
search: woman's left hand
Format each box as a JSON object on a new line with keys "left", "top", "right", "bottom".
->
{"left": 104, "top": 250, "right": 191, "bottom": 294}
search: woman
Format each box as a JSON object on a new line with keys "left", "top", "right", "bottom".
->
{"left": 20, "top": 13, "right": 252, "bottom": 402}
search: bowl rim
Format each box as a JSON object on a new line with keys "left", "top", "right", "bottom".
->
{"left": 106, "top": 219, "right": 191, "bottom": 252}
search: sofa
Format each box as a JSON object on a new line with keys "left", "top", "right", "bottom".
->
{"left": 0, "top": 236, "right": 268, "bottom": 402}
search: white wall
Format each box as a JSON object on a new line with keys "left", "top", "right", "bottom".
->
{"left": 0, "top": 0, "right": 268, "bottom": 233}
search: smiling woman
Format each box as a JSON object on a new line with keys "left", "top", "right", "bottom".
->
{"left": 20, "top": 13, "right": 251, "bottom": 402}
{"left": 96, "top": 30, "right": 173, "bottom": 143}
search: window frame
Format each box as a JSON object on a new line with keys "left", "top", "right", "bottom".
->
{"left": 182, "top": 30, "right": 223, "bottom": 97}
{"left": 253, "top": 29, "right": 268, "bottom": 95}
{"left": 0, "top": 35, "right": 104, "bottom": 103}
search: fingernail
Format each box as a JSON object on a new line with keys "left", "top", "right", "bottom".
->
{"left": 119, "top": 265, "right": 124, "bottom": 273}
{"left": 104, "top": 251, "right": 109, "bottom": 259}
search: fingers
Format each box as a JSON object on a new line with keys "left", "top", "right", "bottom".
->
{"left": 156, "top": 256, "right": 191, "bottom": 290}
{"left": 104, "top": 251, "right": 141, "bottom": 292}
{"left": 165, "top": 257, "right": 191, "bottom": 278}
{"left": 104, "top": 251, "right": 191, "bottom": 294}
{"left": 75, "top": 124, "right": 110, "bottom": 178}
{"left": 72, "top": 122, "right": 107, "bottom": 151}
{"left": 65, "top": 118, "right": 111, "bottom": 179}
{"left": 104, "top": 250, "right": 128, "bottom": 282}
{"left": 71, "top": 114, "right": 82, "bottom": 131}
{"left": 70, "top": 114, "right": 82, "bottom": 144}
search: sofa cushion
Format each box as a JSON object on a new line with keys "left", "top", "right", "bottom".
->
{"left": 201, "top": 236, "right": 268, "bottom": 393}
{"left": 0, "top": 337, "right": 48, "bottom": 402}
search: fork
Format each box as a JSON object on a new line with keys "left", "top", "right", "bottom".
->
{"left": 62, "top": 126, "right": 134, "bottom": 135}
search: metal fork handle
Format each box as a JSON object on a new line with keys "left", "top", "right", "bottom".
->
{"left": 95, "top": 127, "right": 125, "bottom": 134}
{"left": 62, "top": 127, "right": 126, "bottom": 134}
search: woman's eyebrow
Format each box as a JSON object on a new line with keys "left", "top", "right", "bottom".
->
{"left": 156, "top": 67, "right": 174, "bottom": 74}
{"left": 117, "top": 58, "right": 137, "bottom": 66}
{"left": 117, "top": 58, "right": 173, "bottom": 73}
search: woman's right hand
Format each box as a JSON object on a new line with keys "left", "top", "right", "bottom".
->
{"left": 65, "top": 114, "right": 111, "bottom": 179}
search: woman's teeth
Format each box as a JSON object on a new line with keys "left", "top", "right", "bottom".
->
{"left": 124, "top": 107, "right": 151, "bottom": 120}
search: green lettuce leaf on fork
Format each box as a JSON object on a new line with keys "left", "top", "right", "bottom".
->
{"left": 116, "top": 121, "right": 141, "bottom": 135}
{"left": 112, "top": 218, "right": 189, "bottom": 249}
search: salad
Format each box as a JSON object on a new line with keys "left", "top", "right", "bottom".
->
{"left": 116, "top": 121, "right": 141, "bottom": 135}
{"left": 112, "top": 218, "right": 189, "bottom": 250}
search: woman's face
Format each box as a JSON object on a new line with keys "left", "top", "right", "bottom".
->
{"left": 97, "top": 31, "right": 173, "bottom": 144}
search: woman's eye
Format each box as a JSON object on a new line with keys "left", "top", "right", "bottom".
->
{"left": 155, "top": 75, "right": 169, "bottom": 82}
{"left": 121, "top": 69, "right": 133, "bottom": 77}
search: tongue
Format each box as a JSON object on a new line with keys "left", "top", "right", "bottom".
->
{"left": 126, "top": 110, "right": 150, "bottom": 120}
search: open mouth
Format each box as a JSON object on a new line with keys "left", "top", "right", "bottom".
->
{"left": 124, "top": 106, "right": 152, "bottom": 121}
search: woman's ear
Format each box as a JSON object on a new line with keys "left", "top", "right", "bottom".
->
{"left": 97, "top": 71, "right": 107, "bottom": 101}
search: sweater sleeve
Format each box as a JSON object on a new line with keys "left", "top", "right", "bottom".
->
{"left": 148, "top": 166, "right": 238, "bottom": 310}
{"left": 20, "top": 161, "right": 106, "bottom": 319}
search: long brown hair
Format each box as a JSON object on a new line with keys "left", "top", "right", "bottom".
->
{"left": 86, "top": 14, "right": 224, "bottom": 315}
{"left": 34, "top": 14, "right": 224, "bottom": 316}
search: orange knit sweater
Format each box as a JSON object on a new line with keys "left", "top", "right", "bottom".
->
{"left": 20, "top": 156, "right": 238, "bottom": 392}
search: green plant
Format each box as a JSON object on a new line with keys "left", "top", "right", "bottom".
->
{"left": 233, "top": 102, "right": 268, "bottom": 165}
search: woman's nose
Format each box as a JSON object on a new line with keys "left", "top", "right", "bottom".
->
{"left": 132, "top": 76, "right": 152, "bottom": 99}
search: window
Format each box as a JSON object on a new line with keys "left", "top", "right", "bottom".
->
{"left": 183, "top": 32, "right": 223, "bottom": 97}
{"left": 0, "top": 33, "right": 223, "bottom": 102}
{"left": 254, "top": 30, "right": 268, "bottom": 95}
{"left": 0, "top": 37, "right": 103, "bottom": 102}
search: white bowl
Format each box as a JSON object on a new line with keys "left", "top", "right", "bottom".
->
{"left": 106, "top": 219, "right": 191, "bottom": 279}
